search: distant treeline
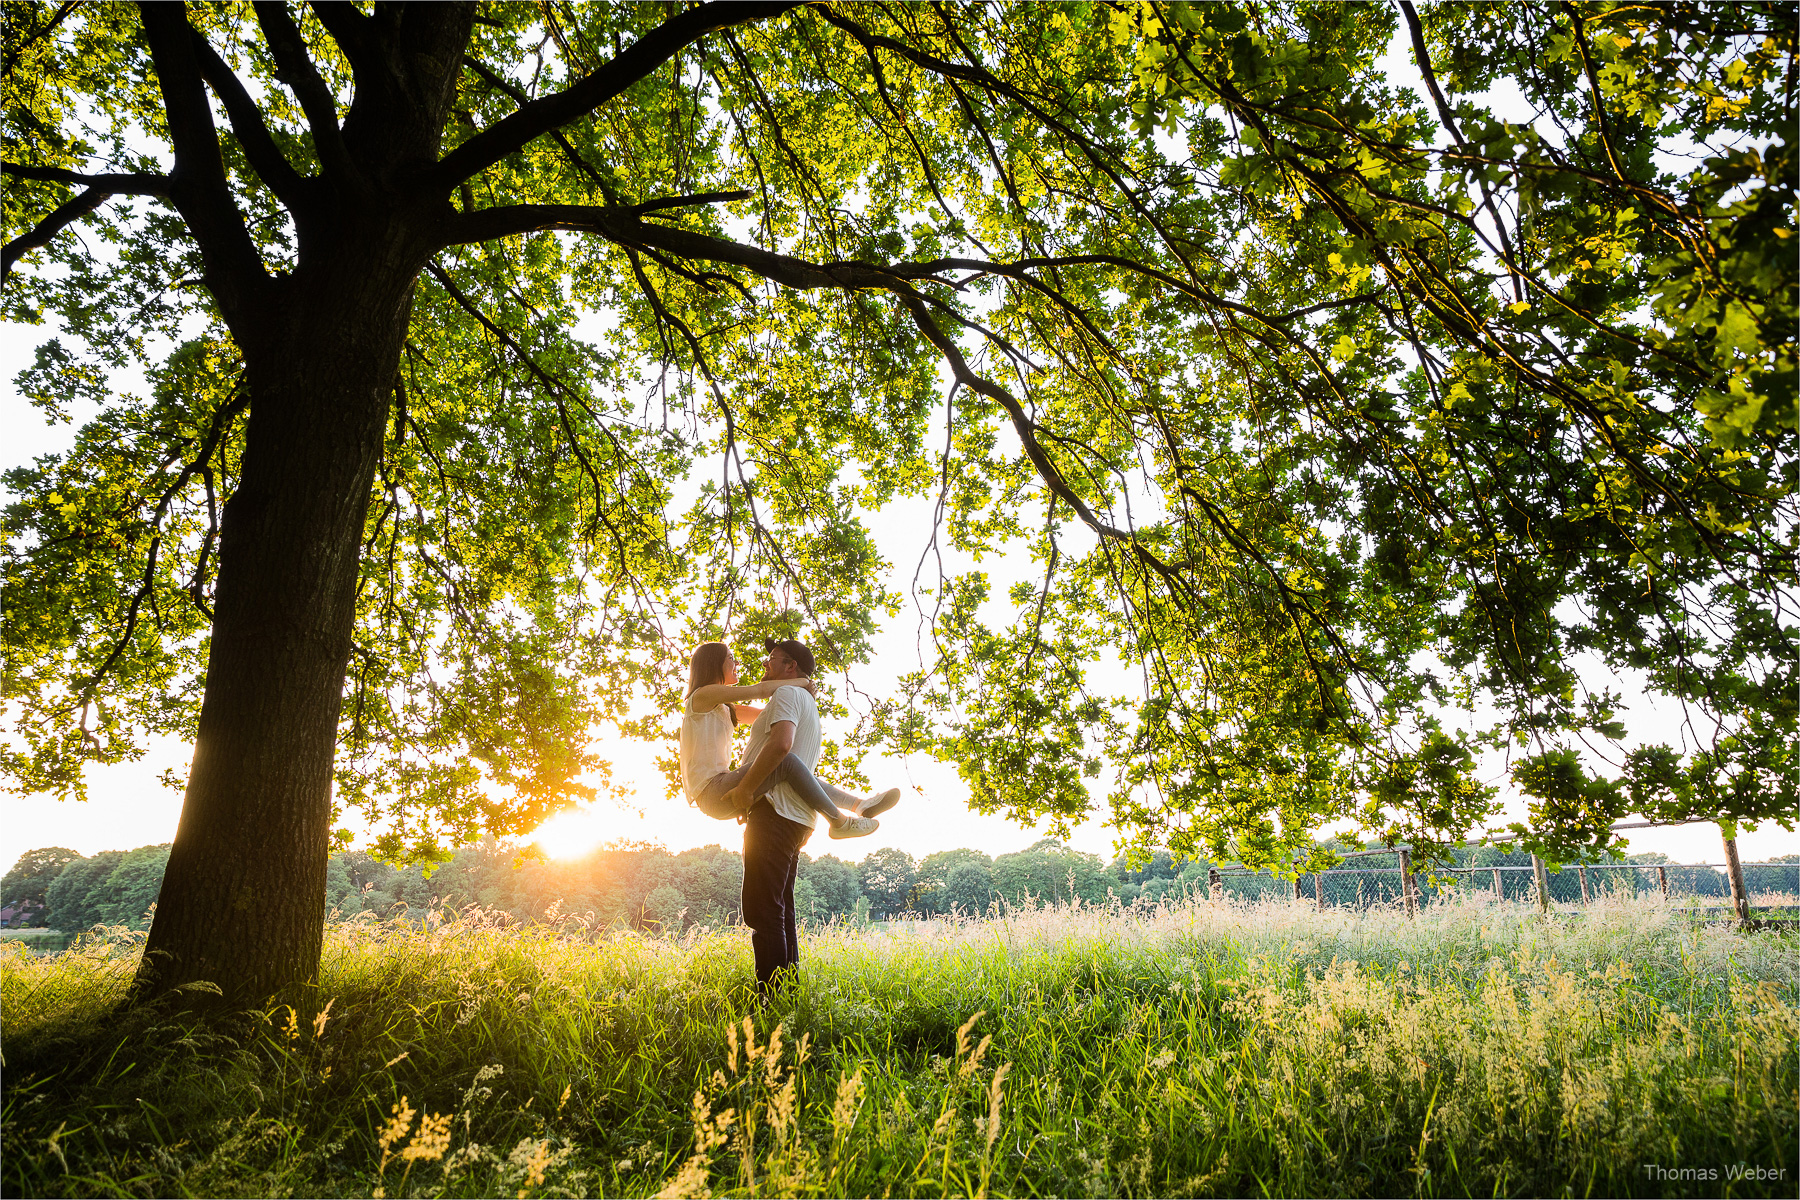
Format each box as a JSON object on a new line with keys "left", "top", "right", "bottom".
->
{"left": 4, "top": 839, "right": 1795, "bottom": 934}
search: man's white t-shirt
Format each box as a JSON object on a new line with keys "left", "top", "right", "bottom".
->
{"left": 741, "top": 685, "right": 822, "bottom": 828}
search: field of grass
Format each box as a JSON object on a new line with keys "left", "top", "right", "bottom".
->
{"left": 3, "top": 893, "right": 1795, "bottom": 1198}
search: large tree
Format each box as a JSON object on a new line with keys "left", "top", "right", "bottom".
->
{"left": 3, "top": 1, "right": 1792, "bottom": 1003}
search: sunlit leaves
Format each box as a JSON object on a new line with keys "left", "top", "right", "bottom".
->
{"left": 4, "top": 1, "right": 1792, "bottom": 871}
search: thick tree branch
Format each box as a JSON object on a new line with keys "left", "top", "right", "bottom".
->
{"left": 253, "top": 1, "right": 359, "bottom": 185}
{"left": 419, "top": 1, "right": 800, "bottom": 192}
{"left": 446, "top": 198, "right": 1187, "bottom": 632}
{"left": 3, "top": 162, "right": 172, "bottom": 193}
{"left": 463, "top": 55, "right": 619, "bottom": 203}
{"left": 187, "top": 25, "right": 310, "bottom": 211}
{"left": 447, "top": 202, "right": 1381, "bottom": 361}
{"left": 450, "top": 204, "right": 972, "bottom": 314}
{"left": 0, "top": 165, "right": 170, "bottom": 285}
{"left": 637, "top": 188, "right": 753, "bottom": 215}
{"left": 136, "top": 1, "right": 270, "bottom": 320}
{"left": 454, "top": 190, "right": 1380, "bottom": 328}
{"left": 3, "top": 187, "right": 107, "bottom": 280}
{"left": 1395, "top": 1, "right": 1466, "bottom": 146}
{"left": 895, "top": 292, "right": 1132, "bottom": 544}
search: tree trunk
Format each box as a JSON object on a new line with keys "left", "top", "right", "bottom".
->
{"left": 135, "top": 258, "right": 414, "bottom": 1005}
{"left": 1397, "top": 847, "right": 1416, "bottom": 918}
{"left": 1722, "top": 832, "right": 1750, "bottom": 924}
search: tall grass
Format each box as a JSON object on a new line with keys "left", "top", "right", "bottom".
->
{"left": 3, "top": 893, "right": 1794, "bottom": 1197}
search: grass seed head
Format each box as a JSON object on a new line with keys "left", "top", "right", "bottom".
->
{"left": 984, "top": 1062, "right": 1012, "bottom": 1153}
{"left": 961, "top": 1033, "right": 993, "bottom": 1079}
{"left": 955, "top": 1009, "right": 987, "bottom": 1062}
{"left": 312, "top": 996, "right": 335, "bottom": 1038}
{"left": 831, "top": 1069, "right": 864, "bottom": 1133}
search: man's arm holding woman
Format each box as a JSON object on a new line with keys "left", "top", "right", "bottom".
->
{"left": 726, "top": 720, "right": 795, "bottom": 814}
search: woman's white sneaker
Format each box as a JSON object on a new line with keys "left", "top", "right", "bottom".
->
{"left": 859, "top": 788, "right": 902, "bottom": 818}
{"left": 830, "top": 815, "right": 879, "bottom": 838}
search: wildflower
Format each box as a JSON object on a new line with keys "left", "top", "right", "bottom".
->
{"left": 517, "top": 1138, "right": 552, "bottom": 1196}
{"left": 378, "top": 1097, "right": 416, "bottom": 1167}
{"left": 655, "top": 1155, "right": 712, "bottom": 1199}
{"left": 402, "top": 1112, "right": 452, "bottom": 1163}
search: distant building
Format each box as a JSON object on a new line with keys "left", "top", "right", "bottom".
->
{"left": 0, "top": 903, "right": 44, "bottom": 928}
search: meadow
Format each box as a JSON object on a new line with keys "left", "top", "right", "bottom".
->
{"left": 3, "top": 894, "right": 1794, "bottom": 1199}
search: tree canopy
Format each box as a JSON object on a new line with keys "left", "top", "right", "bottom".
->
{"left": 0, "top": 844, "right": 81, "bottom": 921}
{"left": 4, "top": 0, "right": 1793, "bottom": 923}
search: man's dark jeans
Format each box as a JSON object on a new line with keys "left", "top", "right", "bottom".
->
{"left": 741, "top": 799, "right": 813, "bottom": 996}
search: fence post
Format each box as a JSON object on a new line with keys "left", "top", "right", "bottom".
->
{"left": 1532, "top": 855, "right": 1550, "bottom": 914}
{"left": 1292, "top": 875, "right": 1302, "bottom": 901}
{"left": 1491, "top": 867, "right": 1502, "bottom": 902}
{"left": 1578, "top": 864, "right": 1590, "bottom": 904}
{"left": 1657, "top": 865, "right": 1668, "bottom": 899}
{"left": 1722, "top": 832, "right": 1750, "bottom": 923}
{"left": 1315, "top": 872, "right": 1326, "bottom": 910}
{"left": 1397, "top": 848, "right": 1417, "bottom": 918}
{"left": 1208, "top": 868, "right": 1222, "bottom": 903}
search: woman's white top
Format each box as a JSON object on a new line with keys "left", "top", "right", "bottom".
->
{"left": 679, "top": 693, "right": 733, "bottom": 801}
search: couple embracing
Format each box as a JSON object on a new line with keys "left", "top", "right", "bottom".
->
{"left": 679, "top": 637, "right": 902, "bottom": 998}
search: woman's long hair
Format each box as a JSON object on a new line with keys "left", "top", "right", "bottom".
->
{"left": 686, "top": 641, "right": 736, "bottom": 722}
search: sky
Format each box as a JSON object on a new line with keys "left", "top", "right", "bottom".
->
{"left": 3, "top": 22, "right": 1794, "bottom": 875}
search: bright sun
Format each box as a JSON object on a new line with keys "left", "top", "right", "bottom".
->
{"left": 529, "top": 806, "right": 618, "bottom": 859}
{"left": 528, "top": 734, "right": 737, "bottom": 859}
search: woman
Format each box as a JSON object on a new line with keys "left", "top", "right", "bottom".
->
{"left": 679, "top": 641, "right": 898, "bottom": 838}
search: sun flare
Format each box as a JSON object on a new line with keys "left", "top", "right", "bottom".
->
{"left": 527, "top": 736, "right": 726, "bottom": 859}
{"left": 531, "top": 806, "right": 615, "bottom": 859}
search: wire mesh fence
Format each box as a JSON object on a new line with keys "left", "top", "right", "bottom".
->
{"left": 1198, "top": 855, "right": 1799, "bottom": 912}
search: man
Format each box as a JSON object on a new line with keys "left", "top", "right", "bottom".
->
{"left": 725, "top": 637, "right": 849, "bottom": 997}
